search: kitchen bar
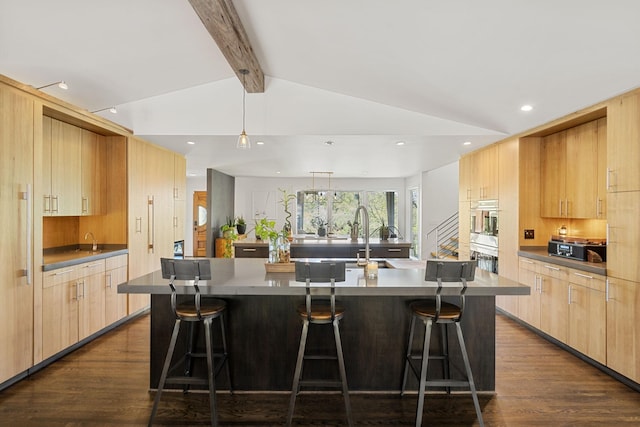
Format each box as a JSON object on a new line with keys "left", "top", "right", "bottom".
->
{"left": 119, "top": 258, "right": 529, "bottom": 392}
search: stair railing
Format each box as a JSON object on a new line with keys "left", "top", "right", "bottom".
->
{"left": 426, "top": 211, "right": 459, "bottom": 259}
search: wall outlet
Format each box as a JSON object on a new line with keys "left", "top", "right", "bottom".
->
{"left": 524, "top": 229, "right": 535, "bottom": 239}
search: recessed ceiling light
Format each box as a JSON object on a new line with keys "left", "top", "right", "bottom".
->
{"left": 256, "top": 141, "right": 265, "bottom": 145}
{"left": 463, "top": 141, "right": 472, "bottom": 146}
{"left": 520, "top": 104, "right": 533, "bottom": 112}
{"left": 276, "top": 171, "right": 281, "bottom": 174}
{"left": 324, "top": 140, "right": 334, "bottom": 146}
{"left": 396, "top": 141, "right": 405, "bottom": 146}
{"left": 187, "top": 141, "right": 195, "bottom": 145}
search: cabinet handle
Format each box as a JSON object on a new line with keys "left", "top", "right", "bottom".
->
{"left": 596, "top": 198, "right": 602, "bottom": 218}
{"left": 543, "top": 264, "right": 560, "bottom": 271}
{"left": 573, "top": 272, "right": 593, "bottom": 280}
{"left": 242, "top": 248, "right": 257, "bottom": 252}
{"left": 565, "top": 199, "right": 569, "bottom": 217}
{"left": 387, "top": 248, "right": 402, "bottom": 252}
{"left": 82, "top": 196, "right": 88, "bottom": 214}
{"left": 44, "top": 194, "right": 51, "bottom": 213}
{"left": 147, "top": 196, "right": 155, "bottom": 252}
{"left": 559, "top": 199, "right": 563, "bottom": 217}
{"left": 20, "top": 185, "right": 32, "bottom": 285}
{"left": 52, "top": 195, "right": 59, "bottom": 213}
{"left": 106, "top": 272, "right": 112, "bottom": 289}
{"left": 568, "top": 285, "right": 572, "bottom": 305}
{"left": 606, "top": 168, "right": 612, "bottom": 190}
{"left": 135, "top": 217, "right": 142, "bottom": 234}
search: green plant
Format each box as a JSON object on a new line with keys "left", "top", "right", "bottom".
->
{"left": 235, "top": 215, "right": 246, "bottom": 227}
{"left": 255, "top": 218, "right": 281, "bottom": 242}
{"left": 279, "top": 188, "right": 296, "bottom": 233}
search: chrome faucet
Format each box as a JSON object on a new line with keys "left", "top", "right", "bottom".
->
{"left": 354, "top": 206, "right": 370, "bottom": 266}
{"left": 84, "top": 232, "right": 98, "bottom": 252}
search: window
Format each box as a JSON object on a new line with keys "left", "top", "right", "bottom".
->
{"left": 296, "top": 190, "right": 398, "bottom": 238}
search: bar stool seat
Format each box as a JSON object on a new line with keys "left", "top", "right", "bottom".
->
{"left": 401, "top": 260, "right": 484, "bottom": 427}
{"left": 287, "top": 261, "right": 353, "bottom": 427}
{"left": 149, "top": 258, "right": 232, "bottom": 427}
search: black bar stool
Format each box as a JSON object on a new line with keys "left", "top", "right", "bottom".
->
{"left": 149, "top": 258, "right": 232, "bottom": 427}
{"left": 401, "top": 259, "right": 484, "bottom": 427}
{"left": 287, "top": 261, "right": 353, "bottom": 427}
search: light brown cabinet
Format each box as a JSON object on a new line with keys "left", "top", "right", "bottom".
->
{"left": 42, "top": 259, "right": 105, "bottom": 360}
{"left": 541, "top": 120, "right": 602, "bottom": 219}
{"left": 173, "top": 154, "right": 186, "bottom": 242}
{"left": 567, "top": 269, "right": 606, "bottom": 364}
{"left": 538, "top": 262, "right": 569, "bottom": 343}
{"left": 461, "top": 145, "right": 498, "bottom": 201}
{"left": 0, "top": 83, "right": 34, "bottom": 384}
{"left": 606, "top": 191, "right": 640, "bottom": 282}
{"left": 596, "top": 118, "right": 607, "bottom": 218}
{"left": 517, "top": 258, "right": 540, "bottom": 329}
{"left": 105, "top": 255, "right": 128, "bottom": 325}
{"left": 42, "top": 117, "right": 82, "bottom": 216}
{"left": 606, "top": 277, "right": 640, "bottom": 383}
{"left": 80, "top": 129, "right": 106, "bottom": 215}
{"left": 607, "top": 92, "right": 640, "bottom": 192}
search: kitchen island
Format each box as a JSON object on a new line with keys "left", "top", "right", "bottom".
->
{"left": 119, "top": 258, "right": 529, "bottom": 392}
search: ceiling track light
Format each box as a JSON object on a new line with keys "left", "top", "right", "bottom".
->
{"left": 237, "top": 69, "right": 250, "bottom": 150}
{"left": 91, "top": 106, "right": 118, "bottom": 114}
{"left": 36, "top": 80, "right": 68, "bottom": 90}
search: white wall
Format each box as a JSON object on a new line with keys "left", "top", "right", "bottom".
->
{"left": 420, "top": 161, "right": 459, "bottom": 259}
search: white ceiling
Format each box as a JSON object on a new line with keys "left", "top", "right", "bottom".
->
{"left": 2, "top": 0, "right": 640, "bottom": 178}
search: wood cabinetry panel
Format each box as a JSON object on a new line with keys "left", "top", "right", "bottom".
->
{"left": 607, "top": 93, "right": 640, "bottom": 192}
{"left": 606, "top": 277, "right": 640, "bottom": 383}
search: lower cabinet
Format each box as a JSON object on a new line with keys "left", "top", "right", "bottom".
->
{"left": 42, "top": 259, "right": 105, "bottom": 359}
{"left": 105, "top": 255, "right": 128, "bottom": 325}
{"left": 538, "top": 263, "right": 569, "bottom": 343}
{"left": 517, "top": 258, "right": 541, "bottom": 329}
{"left": 568, "top": 269, "right": 606, "bottom": 365}
{"left": 606, "top": 277, "right": 640, "bottom": 383}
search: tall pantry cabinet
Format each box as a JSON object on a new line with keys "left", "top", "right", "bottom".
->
{"left": 0, "top": 83, "right": 34, "bottom": 384}
{"left": 127, "top": 137, "right": 185, "bottom": 313}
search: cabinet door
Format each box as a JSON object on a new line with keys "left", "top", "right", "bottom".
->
{"left": 596, "top": 118, "right": 607, "bottom": 218}
{"left": 607, "top": 93, "right": 640, "bottom": 192}
{"left": 80, "top": 129, "right": 105, "bottom": 215}
{"left": 79, "top": 272, "right": 106, "bottom": 340}
{"left": 540, "top": 131, "right": 567, "bottom": 217}
{"left": 568, "top": 282, "right": 606, "bottom": 364}
{"left": 479, "top": 145, "right": 498, "bottom": 200}
{"left": 607, "top": 191, "right": 640, "bottom": 282}
{"left": 539, "top": 264, "right": 568, "bottom": 343}
{"left": 105, "top": 265, "right": 128, "bottom": 325}
{"left": 606, "top": 277, "right": 640, "bottom": 383}
{"left": 517, "top": 259, "right": 540, "bottom": 329}
{"left": 0, "top": 84, "right": 34, "bottom": 382}
{"left": 127, "top": 137, "right": 151, "bottom": 280}
{"left": 459, "top": 155, "right": 472, "bottom": 201}
{"left": 51, "top": 120, "right": 82, "bottom": 215}
{"left": 565, "top": 121, "right": 598, "bottom": 218}
{"left": 42, "top": 280, "right": 79, "bottom": 359}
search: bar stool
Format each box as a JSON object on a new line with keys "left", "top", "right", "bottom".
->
{"left": 149, "top": 258, "right": 232, "bottom": 427}
{"left": 401, "top": 259, "right": 484, "bottom": 427}
{"left": 287, "top": 261, "right": 353, "bottom": 427}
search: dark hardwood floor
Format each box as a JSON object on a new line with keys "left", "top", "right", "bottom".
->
{"left": 1, "top": 312, "right": 640, "bottom": 426}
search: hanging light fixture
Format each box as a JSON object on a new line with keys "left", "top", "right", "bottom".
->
{"left": 36, "top": 80, "right": 68, "bottom": 90}
{"left": 237, "top": 69, "right": 250, "bottom": 150}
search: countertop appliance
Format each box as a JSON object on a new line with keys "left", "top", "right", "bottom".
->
{"left": 548, "top": 235, "right": 606, "bottom": 262}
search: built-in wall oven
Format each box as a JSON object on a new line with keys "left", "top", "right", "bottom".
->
{"left": 470, "top": 200, "right": 498, "bottom": 274}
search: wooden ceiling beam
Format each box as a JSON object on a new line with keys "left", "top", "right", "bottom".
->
{"left": 188, "top": 0, "right": 265, "bottom": 93}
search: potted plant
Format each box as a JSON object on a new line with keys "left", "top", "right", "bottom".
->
{"left": 255, "top": 218, "right": 290, "bottom": 263}
{"left": 312, "top": 217, "right": 328, "bottom": 237}
{"left": 220, "top": 216, "right": 236, "bottom": 239}
{"left": 279, "top": 188, "right": 296, "bottom": 241}
{"left": 219, "top": 218, "right": 238, "bottom": 258}
{"left": 235, "top": 215, "right": 247, "bottom": 235}
{"left": 379, "top": 220, "right": 390, "bottom": 240}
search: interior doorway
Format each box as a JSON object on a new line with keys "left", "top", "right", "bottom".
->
{"left": 193, "top": 191, "right": 207, "bottom": 257}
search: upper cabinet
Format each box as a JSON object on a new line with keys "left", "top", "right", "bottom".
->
{"left": 540, "top": 119, "right": 604, "bottom": 219}
{"left": 80, "top": 129, "right": 106, "bottom": 216}
{"left": 607, "top": 92, "right": 640, "bottom": 192}
{"left": 43, "top": 117, "right": 82, "bottom": 216}
{"left": 459, "top": 144, "right": 498, "bottom": 201}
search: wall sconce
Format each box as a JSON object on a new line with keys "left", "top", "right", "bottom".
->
{"left": 558, "top": 225, "right": 568, "bottom": 236}
{"left": 36, "top": 81, "right": 68, "bottom": 90}
{"left": 91, "top": 106, "right": 118, "bottom": 114}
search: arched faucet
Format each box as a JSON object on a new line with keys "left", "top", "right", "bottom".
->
{"left": 354, "top": 206, "right": 370, "bottom": 266}
{"left": 84, "top": 231, "right": 98, "bottom": 252}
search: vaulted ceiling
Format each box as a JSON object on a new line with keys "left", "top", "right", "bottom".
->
{"left": 2, "top": 0, "right": 639, "bottom": 178}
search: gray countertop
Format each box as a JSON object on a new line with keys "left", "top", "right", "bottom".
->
{"left": 118, "top": 257, "right": 529, "bottom": 297}
{"left": 42, "top": 246, "right": 128, "bottom": 271}
{"left": 518, "top": 247, "right": 606, "bottom": 276}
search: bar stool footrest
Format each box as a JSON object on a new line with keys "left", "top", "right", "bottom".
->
{"left": 298, "top": 379, "right": 344, "bottom": 388}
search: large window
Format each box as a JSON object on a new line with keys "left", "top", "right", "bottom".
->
{"left": 409, "top": 187, "right": 420, "bottom": 258}
{"left": 296, "top": 190, "right": 398, "bottom": 237}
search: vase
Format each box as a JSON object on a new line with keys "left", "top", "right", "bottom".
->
{"left": 237, "top": 224, "right": 246, "bottom": 235}
{"left": 268, "top": 236, "right": 291, "bottom": 263}
{"left": 317, "top": 227, "right": 326, "bottom": 237}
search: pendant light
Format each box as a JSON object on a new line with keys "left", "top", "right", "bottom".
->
{"left": 237, "top": 69, "right": 250, "bottom": 150}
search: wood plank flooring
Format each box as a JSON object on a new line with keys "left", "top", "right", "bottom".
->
{"left": 1, "top": 313, "right": 639, "bottom": 426}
